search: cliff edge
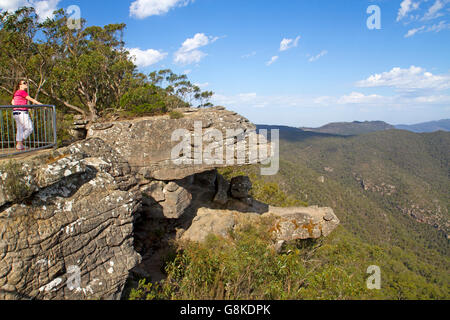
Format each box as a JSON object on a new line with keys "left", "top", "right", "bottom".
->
{"left": 0, "top": 107, "right": 339, "bottom": 300}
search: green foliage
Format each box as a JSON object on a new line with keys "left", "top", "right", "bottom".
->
{"left": 121, "top": 103, "right": 167, "bottom": 118}
{"left": 56, "top": 113, "right": 75, "bottom": 147}
{"left": 169, "top": 110, "right": 184, "bottom": 119}
{"left": 128, "top": 220, "right": 372, "bottom": 300}
{"left": 120, "top": 84, "right": 163, "bottom": 110}
{"left": 219, "top": 166, "right": 308, "bottom": 207}
{"left": 129, "top": 279, "right": 165, "bottom": 301}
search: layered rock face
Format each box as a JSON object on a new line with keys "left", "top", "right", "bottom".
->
{"left": 87, "top": 107, "right": 267, "bottom": 181}
{"left": 0, "top": 107, "right": 340, "bottom": 300}
{"left": 0, "top": 139, "right": 141, "bottom": 300}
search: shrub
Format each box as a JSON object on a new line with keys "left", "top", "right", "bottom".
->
{"left": 126, "top": 218, "right": 365, "bottom": 300}
{"left": 56, "top": 113, "right": 76, "bottom": 147}
{"left": 121, "top": 102, "right": 167, "bottom": 118}
{"left": 169, "top": 110, "right": 184, "bottom": 119}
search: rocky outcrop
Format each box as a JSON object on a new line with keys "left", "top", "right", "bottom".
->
{"left": 70, "top": 115, "right": 89, "bottom": 141}
{"left": 180, "top": 206, "right": 340, "bottom": 247}
{"left": 87, "top": 107, "right": 269, "bottom": 181}
{"left": 0, "top": 107, "right": 340, "bottom": 300}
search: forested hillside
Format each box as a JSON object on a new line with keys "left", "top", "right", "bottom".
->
{"left": 250, "top": 126, "right": 449, "bottom": 298}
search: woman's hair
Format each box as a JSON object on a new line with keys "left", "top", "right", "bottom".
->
{"left": 14, "top": 80, "right": 27, "bottom": 93}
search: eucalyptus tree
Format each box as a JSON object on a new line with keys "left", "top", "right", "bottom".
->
{"left": 38, "top": 10, "right": 136, "bottom": 121}
{"left": 0, "top": 8, "right": 137, "bottom": 121}
{"left": 0, "top": 7, "right": 214, "bottom": 122}
{"left": 0, "top": 7, "right": 39, "bottom": 97}
{"left": 149, "top": 69, "right": 213, "bottom": 108}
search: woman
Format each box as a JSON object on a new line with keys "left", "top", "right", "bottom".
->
{"left": 11, "top": 80, "right": 42, "bottom": 150}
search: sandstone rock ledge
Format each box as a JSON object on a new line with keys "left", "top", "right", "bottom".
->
{"left": 0, "top": 107, "right": 340, "bottom": 300}
{"left": 180, "top": 206, "right": 340, "bottom": 249}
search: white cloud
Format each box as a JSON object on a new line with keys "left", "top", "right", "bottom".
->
{"left": 242, "top": 51, "right": 256, "bottom": 59}
{"left": 279, "top": 36, "right": 301, "bottom": 52}
{"left": 194, "top": 82, "right": 209, "bottom": 88}
{"left": 308, "top": 50, "right": 328, "bottom": 62}
{"left": 0, "top": 0, "right": 27, "bottom": 11}
{"left": 129, "top": 0, "right": 193, "bottom": 19}
{"left": 174, "top": 33, "right": 218, "bottom": 65}
{"left": 413, "top": 94, "right": 450, "bottom": 103}
{"left": 404, "top": 25, "right": 426, "bottom": 37}
{"left": 127, "top": 48, "right": 167, "bottom": 67}
{"left": 313, "top": 96, "right": 335, "bottom": 106}
{"left": 238, "top": 92, "right": 257, "bottom": 101}
{"left": 174, "top": 49, "right": 206, "bottom": 64}
{"left": 422, "top": 0, "right": 448, "bottom": 20}
{"left": 180, "top": 33, "right": 212, "bottom": 51}
{"left": 337, "top": 92, "right": 384, "bottom": 105}
{"left": 397, "top": 0, "right": 449, "bottom": 23}
{"left": 356, "top": 66, "right": 450, "bottom": 91}
{"left": 405, "top": 20, "right": 450, "bottom": 37}
{"left": 397, "top": 0, "right": 422, "bottom": 21}
{"left": 212, "top": 91, "right": 450, "bottom": 111}
{"left": 266, "top": 56, "right": 279, "bottom": 66}
{"left": 427, "top": 20, "right": 450, "bottom": 31}
{"left": 0, "top": 0, "right": 60, "bottom": 21}
{"left": 32, "top": 0, "right": 59, "bottom": 20}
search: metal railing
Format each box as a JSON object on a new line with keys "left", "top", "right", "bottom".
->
{"left": 0, "top": 105, "right": 57, "bottom": 158}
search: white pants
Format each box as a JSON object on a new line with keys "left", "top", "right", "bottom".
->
{"left": 13, "top": 112, "right": 34, "bottom": 142}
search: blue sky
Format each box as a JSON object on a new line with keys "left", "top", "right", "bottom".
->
{"left": 1, "top": 0, "right": 450, "bottom": 127}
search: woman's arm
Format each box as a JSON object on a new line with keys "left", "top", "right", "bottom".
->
{"left": 26, "top": 96, "right": 42, "bottom": 105}
{"left": 11, "top": 99, "right": 15, "bottom": 106}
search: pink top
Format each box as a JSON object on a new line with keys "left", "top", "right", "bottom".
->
{"left": 13, "top": 90, "right": 29, "bottom": 111}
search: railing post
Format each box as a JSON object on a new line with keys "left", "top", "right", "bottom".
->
{"left": 52, "top": 105, "right": 57, "bottom": 148}
{"left": 0, "top": 105, "right": 58, "bottom": 157}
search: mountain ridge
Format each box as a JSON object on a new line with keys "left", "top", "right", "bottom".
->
{"left": 294, "top": 119, "right": 450, "bottom": 135}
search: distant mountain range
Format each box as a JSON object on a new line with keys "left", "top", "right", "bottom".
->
{"left": 252, "top": 124, "right": 449, "bottom": 298}
{"left": 395, "top": 119, "right": 450, "bottom": 133}
{"left": 299, "top": 119, "right": 449, "bottom": 136}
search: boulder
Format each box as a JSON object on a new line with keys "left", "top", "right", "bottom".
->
{"left": 213, "top": 173, "right": 230, "bottom": 205}
{"left": 162, "top": 183, "right": 192, "bottom": 219}
{"left": 265, "top": 206, "right": 340, "bottom": 240}
{"left": 230, "top": 176, "right": 252, "bottom": 199}
{"left": 180, "top": 206, "right": 340, "bottom": 244}
{"left": 141, "top": 181, "right": 192, "bottom": 219}
{"left": 180, "top": 209, "right": 239, "bottom": 243}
